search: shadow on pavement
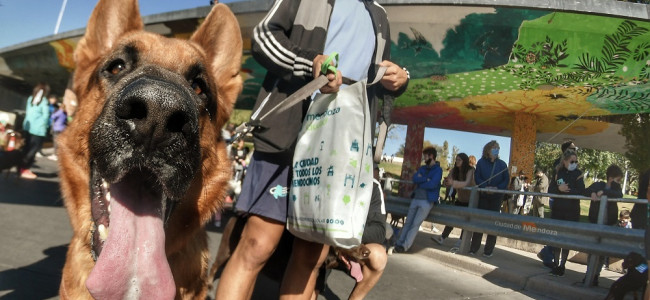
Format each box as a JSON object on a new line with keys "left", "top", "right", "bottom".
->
{"left": 0, "top": 244, "right": 67, "bottom": 300}
{"left": 0, "top": 172, "right": 63, "bottom": 207}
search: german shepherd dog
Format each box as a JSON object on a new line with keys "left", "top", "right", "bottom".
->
{"left": 57, "top": 0, "right": 242, "bottom": 298}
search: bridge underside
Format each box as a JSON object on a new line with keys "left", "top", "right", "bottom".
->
{"left": 1, "top": 1, "right": 648, "bottom": 159}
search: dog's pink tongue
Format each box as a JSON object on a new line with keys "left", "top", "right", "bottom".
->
{"left": 86, "top": 180, "right": 175, "bottom": 300}
{"left": 349, "top": 261, "right": 364, "bottom": 282}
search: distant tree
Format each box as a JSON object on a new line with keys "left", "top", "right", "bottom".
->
{"left": 440, "top": 141, "right": 450, "bottom": 170}
{"left": 533, "top": 142, "right": 560, "bottom": 173}
{"left": 450, "top": 145, "right": 460, "bottom": 167}
{"left": 620, "top": 113, "right": 650, "bottom": 174}
{"left": 396, "top": 143, "right": 405, "bottom": 157}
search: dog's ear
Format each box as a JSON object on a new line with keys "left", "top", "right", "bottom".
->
{"left": 190, "top": 4, "right": 243, "bottom": 123}
{"left": 75, "top": 0, "right": 143, "bottom": 71}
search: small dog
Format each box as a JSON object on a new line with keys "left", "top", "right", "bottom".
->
{"left": 604, "top": 252, "right": 648, "bottom": 300}
{"left": 326, "top": 245, "right": 371, "bottom": 269}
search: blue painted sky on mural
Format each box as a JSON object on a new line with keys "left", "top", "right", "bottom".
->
{"left": 0, "top": 0, "right": 242, "bottom": 49}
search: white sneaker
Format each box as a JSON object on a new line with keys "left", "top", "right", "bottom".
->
{"left": 387, "top": 246, "right": 395, "bottom": 256}
{"left": 431, "top": 236, "right": 444, "bottom": 245}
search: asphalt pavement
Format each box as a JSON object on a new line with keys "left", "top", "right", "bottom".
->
{"left": 0, "top": 152, "right": 628, "bottom": 299}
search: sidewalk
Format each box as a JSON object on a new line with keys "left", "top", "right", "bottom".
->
{"left": 393, "top": 224, "right": 627, "bottom": 300}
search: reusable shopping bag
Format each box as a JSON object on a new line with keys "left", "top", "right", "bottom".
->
{"left": 286, "top": 80, "right": 374, "bottom": 249}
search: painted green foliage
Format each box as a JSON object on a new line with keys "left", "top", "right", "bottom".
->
{"left": 392, "top": 8, "right": 548, "bottom": 79}
{"left": 392, "top": 9, "right": 650, "bottom": 114}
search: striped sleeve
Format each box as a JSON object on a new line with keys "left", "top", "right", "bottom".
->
{"left": 251, "top": 0, "right": 320, "bottom": 81}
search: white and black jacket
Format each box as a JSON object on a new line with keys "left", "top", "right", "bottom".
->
{"left": 250, "top": 0, "right": 408, "bottom": 156}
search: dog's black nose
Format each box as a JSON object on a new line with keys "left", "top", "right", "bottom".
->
{"left": 115, "top": 77, "right": 197, "bottom": 152}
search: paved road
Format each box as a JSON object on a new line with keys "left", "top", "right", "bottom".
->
{"left": 0, "top": 155, "right": 550, "bottom": 300}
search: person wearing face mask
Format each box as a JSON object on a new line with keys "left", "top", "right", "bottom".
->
{"left": 390, "top": 147, "right": 442, "bottom": 254}
{"left": 580, "top": 164, "right": 624, "bottom": 286}
{"left": 469, "top": 140, "right": 510, "bottom": 257}
{"left": 547, "top": 149, "right": 585, "bottom": 277}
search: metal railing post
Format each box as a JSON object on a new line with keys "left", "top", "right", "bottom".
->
{"left": 584, "top": 194, "right": 609, "bottom": 287}
{"left": 459, "top": 186, "right": 480, "bottom": 254}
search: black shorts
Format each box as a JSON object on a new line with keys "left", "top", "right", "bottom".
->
{"left": 235, "top": 151, "right": 292, "bottom": 222}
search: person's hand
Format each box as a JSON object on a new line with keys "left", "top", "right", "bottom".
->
{"left": 559, "top": 183, "right": 570, "bottom": 192}
{"left": 313, "top": 54, "right": 342, "bottom": 94}
{"left": 379, "top": 60, "right": 408, "bottom": 91}
{"left": 590, "top": 192, "right": 598, "bottom": 201}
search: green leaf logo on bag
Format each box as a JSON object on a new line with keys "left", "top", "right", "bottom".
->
{"left": 349, "top": 158, "right": 358, "bottom": 168}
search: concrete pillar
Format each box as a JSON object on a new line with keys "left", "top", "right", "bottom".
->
{"left": 399, "top": 122, "right": 425, "bottom": 198}
{"left": 508, "top": 112, "right": 537, "bottom": 178}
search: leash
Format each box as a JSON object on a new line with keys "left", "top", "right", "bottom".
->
{"left": 230, "top": 53, "right": 341, "bottom": 144}
{"left": 231, "top": 53, "right": 387, "bottom": 145}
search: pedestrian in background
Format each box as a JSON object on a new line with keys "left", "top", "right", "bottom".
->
{"left": 508, "top": 171, "right": 528, "bottom": 214}
{"left": 531, "top": 168, "right": 549, "bottom": 218}
{"left": 433, "top": 152, "right": 474, "bottom": 252}
{"left": 469, "top": 140, "right": 510, "bottom": 257}
{"left": 19, "top": 83, "right": 51, "bottom": 179}
{"left": 582, "top": 164, "right": 623, "bottom": 285}
{"left": 48, "top": 102, "right": 67, "bottom": 161}
{"left": 548, "top": 149, "right": 585, "bottom": 277}
{"left": 537, "top": 141, "right": 577, "bottom": 268}
{"left": 391, "top": 147, "right": 442, "bottom": 254}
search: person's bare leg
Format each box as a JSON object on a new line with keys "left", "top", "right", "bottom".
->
{"left": 349, "top": 243, "right": 387, "bottom": 300}
{"left": 279, "top": 238, "right": 329, "bottom": 300}
{"left": 215, "top": 215, "right": 284, "bottom": 300}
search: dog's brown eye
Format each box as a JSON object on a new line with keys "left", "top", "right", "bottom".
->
{"left": 108, "top": 62, "right": 125, "bottom": 75}
{"left": 191, "top": 81, "right": 203, "bottom": 95}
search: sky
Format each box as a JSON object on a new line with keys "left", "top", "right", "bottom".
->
{"left": 0, "top": 0, "right": 231, "bottom": 49}
{"left": 383, "top": 125, "right": 511, "bottom": 164}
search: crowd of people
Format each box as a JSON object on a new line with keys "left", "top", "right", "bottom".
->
{"left": 404, "top": 139, "right": 644, "bottom": 287}
{"left": 0, "top": 83, "right": 69, "bottom": 179}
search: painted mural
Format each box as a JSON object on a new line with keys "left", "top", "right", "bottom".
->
{"left": 389, "top": 8, "right": 650, "bottom": 135}
{"left": 1, "top": 4, "right": 649, "bottom": 150}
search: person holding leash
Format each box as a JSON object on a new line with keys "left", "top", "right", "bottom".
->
{"left": 215, "top": 1, "right": 409, "bottom": 299}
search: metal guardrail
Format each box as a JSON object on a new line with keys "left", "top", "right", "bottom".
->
{"left": 382, "top": 179, "right": 646, "bottom": 287}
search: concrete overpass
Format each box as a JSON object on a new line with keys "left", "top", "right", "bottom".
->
{"left": 1, "top": 0, "right": 649, "bottom": 177}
